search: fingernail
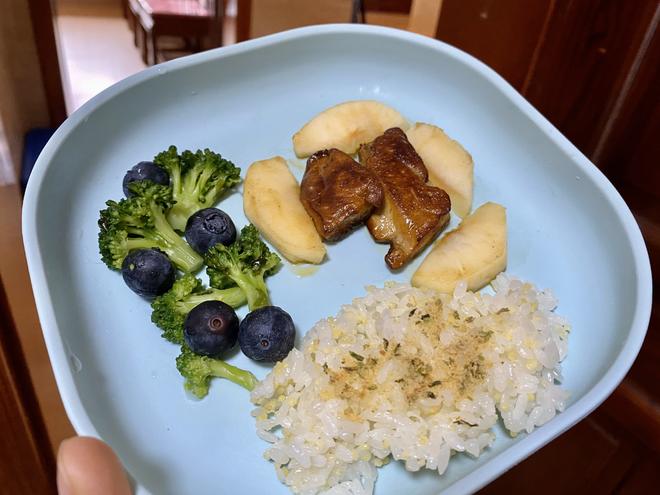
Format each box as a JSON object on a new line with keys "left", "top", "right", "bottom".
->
{"left": 57, "top": 438, "right": 73, "bottom": 495}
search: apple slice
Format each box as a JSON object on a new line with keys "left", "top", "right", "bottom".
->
{"left": 292, "top": 100, "right": 409, "bottom": 158}
{"left": 411, "top": 202, "right": 506, "bottom": 293}
{"left": 244, "top": 157, "right": 326, "bottom": 264}
{"left": 406, "top": 123, "right": 474, "bottom": 218}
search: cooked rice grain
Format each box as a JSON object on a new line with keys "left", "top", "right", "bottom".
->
{"left": 251, "top": 274, "right": 570, "bottom": 494}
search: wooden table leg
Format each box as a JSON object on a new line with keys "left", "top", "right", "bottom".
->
{"left": 132, "top": 13, "right": 139, "bottom": 47}
{"left": 141, "top": 26, "right": 149, "bottom": 65}
{"left": 151, "top": 29, "right": 158, "bottom": 65}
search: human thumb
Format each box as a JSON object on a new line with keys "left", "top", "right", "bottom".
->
{"left": 57, "top": 436, "right": 132, "bottom": 495}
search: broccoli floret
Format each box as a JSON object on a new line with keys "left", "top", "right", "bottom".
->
{"left": 153, "top": 146, "right": 241, "bottom": 231}
{"left": 151, "top": 274, "right": 247, "bottom": 344}
{"left": 176, "top": 345, "right": 257, "bottom": 398}
{"left": 98, "top": 181, "right": 203, "bottom": 272}
{"left": 206, "top": 224, "right": 280, "bottom": 311}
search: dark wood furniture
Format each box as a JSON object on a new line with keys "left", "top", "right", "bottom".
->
{"left": 235, "top": 0, "right": 354, "bottom": 42}
{"left": 0, "top": 245, "right": 56, "bottom": 494}
{"left": 129, "top": 0, "right": 223, "bottom": 65}
{"left": 25, "top": 0, "right": 67, "bottom": 123}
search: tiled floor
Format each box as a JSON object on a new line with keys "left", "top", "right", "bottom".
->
{"left": 57, "top": 6, "right": 146, "bottom": 113}
{"left": 56, "top": 1, "right": 239, "bottom": 114}
{"left": 55, "top": 1, "right": 406, "bottom": 115}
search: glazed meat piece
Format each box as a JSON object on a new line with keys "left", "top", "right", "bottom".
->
{"left": 300, "top": 149, "right": 383, "bottom": 241}
{"left": 359, "top": 128, "right": 451, "bottom": 269}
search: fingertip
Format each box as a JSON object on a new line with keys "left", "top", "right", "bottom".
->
{"left": 57, "top": 436, "right": 131, "bottom": 495}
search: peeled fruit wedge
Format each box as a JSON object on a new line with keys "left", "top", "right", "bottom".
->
{"left": 412, "top": 202, "right": 506, "bottom": 293}
{"left": 292, "top": 100, "right": 409, "bottom": 158}
{"left": 243, "top": 157, "right": 326, "bottom": 264}
{"left": 406, "top": 123, "right": 474, "bottom": 218}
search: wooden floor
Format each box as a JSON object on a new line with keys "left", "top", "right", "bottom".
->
{"left": 55, "top": 1, "right": 406, "bottom": 113}
{"left": 57, "top": 5, "right": 146, "bottom": 113}
{"left": 56, "top": 1, "right": 237, "bottom": 112}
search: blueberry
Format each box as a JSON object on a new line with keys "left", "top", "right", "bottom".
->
{"left": 239, "top": 306, "right": 295, "bottom": 362}
{"left": 185, "top": 208, "right": 237, "bottom": 254}
{"left": 122, "top": 161, "right": 169, "bottom": 197}
{"left": 121, "top": 249, "right": 175, "bottom": 297}
{"left": 184, "top": 301, "right": 239, "bottom": 357}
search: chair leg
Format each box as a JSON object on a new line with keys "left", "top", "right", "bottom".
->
{"left": 151, "top": 30, "right": 158, "bottom": 65}
{"left": 190, "top": 37, "right": 200, "bottom": 52}
{"left": 133, "top": 14, "right": 139, "bottom": 47}
{"left": 209, "top": 19, "right": 222, "bottom": 48}
{"left": 142, "top": 27, "right": 149, "bottom": 65}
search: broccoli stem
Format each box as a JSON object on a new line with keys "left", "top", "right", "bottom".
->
{"left": 230, "top": 268, "right": 270, "bottom": 310}
{"left": 170, "top": 164, "right": 182, "bottom": 201}
{"left": 168, "top": 170, "right": 233, "bottom": 231}
{"left": 166, "top": 162, "right": 197, "bottom": 231}
{"left": 175, "top": 287, "right": 247, "bottom": 313}
{"left": 193, "top": 167, "right": 214, "bottom": 198}
{"left": 125, "top": 238, "right": 160, "bottom": 251}
{"left": 150, "top": 203, "right": 202, "bottom": 272}
{"left": 164, "top": 240, "right": 203, "bottom": 273}
{"left": 207, "top": 360, "right": 258, "bottom": 392}
{"left": 166, "top": 206, "right": 193, "bottom": 233}
{"left": 183, "top": 167, "right": 203, "bottom": 198}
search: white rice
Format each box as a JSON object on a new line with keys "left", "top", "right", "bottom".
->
{"left": 251, "top": 274, "right": 570, "bottom": 494}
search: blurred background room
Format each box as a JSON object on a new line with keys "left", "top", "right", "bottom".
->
{"left": 1, "top": 0, "right": 658, "bottom": 492}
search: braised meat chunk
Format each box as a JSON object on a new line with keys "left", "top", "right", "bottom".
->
{"left": 359, "top": 128, "right": 451, "bottom": 269}
{"left": 301, "top": 149, "right": 383, "bottom": 241}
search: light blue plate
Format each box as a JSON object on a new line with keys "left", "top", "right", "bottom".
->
{"left": 23, "top": 25, "right": 652, "bottom": 495}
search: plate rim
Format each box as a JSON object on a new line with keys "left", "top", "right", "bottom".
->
{"left": 21, "top": 23, "right": 653, "bottom": 495}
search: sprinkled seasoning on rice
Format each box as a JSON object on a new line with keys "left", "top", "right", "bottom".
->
{"left": 251, "top": 274, "right": 571, "bottom": 494}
